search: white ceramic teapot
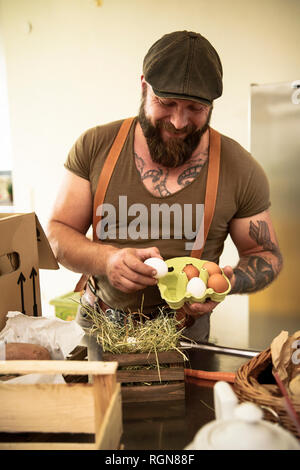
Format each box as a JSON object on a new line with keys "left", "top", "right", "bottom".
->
{"left": 185, "top": 381, "right": 300, "bottom": 450}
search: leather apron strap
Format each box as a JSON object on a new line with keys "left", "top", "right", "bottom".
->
{"left": 190, "top": 127, "right": 221, "bottom": 259}
{"left": 93, "top": 117, "right": 135, "bottom": 240}
{"left": 74, "top": 117, "right": 135, "bottom": 293}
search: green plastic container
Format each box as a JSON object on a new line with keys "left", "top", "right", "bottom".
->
{"left": 49, "top": 291, "right": 81, "bottom": 321}
{"left": 157, "top": 257, "right": 231, "bottom": 310}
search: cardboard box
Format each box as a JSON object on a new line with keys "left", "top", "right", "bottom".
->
{"left": 0, "top": 212, "right": 59, "bottom": 330}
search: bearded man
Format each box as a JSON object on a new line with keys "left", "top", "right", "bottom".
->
{"left": 47, "top": 31, "right": 282, "bottom": 342}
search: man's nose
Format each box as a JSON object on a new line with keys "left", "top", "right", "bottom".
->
{"left": 169, "top": 109, "right": 189, "bottom": 130}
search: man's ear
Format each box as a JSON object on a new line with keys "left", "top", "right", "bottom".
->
{"left": 141, "top": 75, "right": 147, "bottom": 89}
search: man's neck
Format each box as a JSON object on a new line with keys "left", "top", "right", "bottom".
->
{"left": 134, "top": 122, "right": 210, "bottom": 197}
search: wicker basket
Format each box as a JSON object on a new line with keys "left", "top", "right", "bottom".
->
{"left": 234, "top": 348, "right": 300, "bottom": 439}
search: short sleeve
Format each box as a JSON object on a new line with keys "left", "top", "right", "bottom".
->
{"left": 235, "top": 158, "right": 271, "bottom": 218}
{"left": 64, "top": 130, "right": 94, "bottom": 180}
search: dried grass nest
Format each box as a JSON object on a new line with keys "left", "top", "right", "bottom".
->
{"left": 80, "top": 302, "right": 188, "bottom": 359}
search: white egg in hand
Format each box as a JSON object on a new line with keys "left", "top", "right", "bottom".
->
{"left": 144, "top": 257, "right": 168, "bottom": 279}
{"left": 186, "top": 277, "right": 206, "bottom": 298}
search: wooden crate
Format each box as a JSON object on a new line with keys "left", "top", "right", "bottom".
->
{"left": 0, "top": 359, "right": 122, "bottom": 450}
{"left": 102, "top": 350, "right": 186, "bottom": 403}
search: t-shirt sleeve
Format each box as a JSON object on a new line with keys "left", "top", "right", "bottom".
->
{"left": 235, "top": 158, "right": 271, "bottom": 218}
{"left": 235, "top": 156, "right": 271, "bottom": 218}
{"left": 64, "top": 129, "right": 93, "bottom": 180}
{"left": 219, "top": 135, "right": 271, "bottom": 221}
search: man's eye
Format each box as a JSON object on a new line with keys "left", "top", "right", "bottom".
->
{"left": 159, "top": 100, "right": 174, "bottom": 107}
{"left": 189, "top": 106, "right": 204, "bottom": 112}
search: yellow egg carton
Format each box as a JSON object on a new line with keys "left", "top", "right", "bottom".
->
{"left": 157, "top": 256, "right": 231, "bottom": 310}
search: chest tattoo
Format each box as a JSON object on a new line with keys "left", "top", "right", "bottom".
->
{"left": 177, "top": 152, "right": 208, "bottom": 187}
{"left": 134, "top": 150, "right": 207, "bottom": 197}
{"left": 134, "top": 152, "right": 171, "bottom": 196}
{"left": 177, "top": 164, "right": 203, "bottom": 186}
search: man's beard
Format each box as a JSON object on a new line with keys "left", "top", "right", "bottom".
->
{"left": 138, "top": 94, "right": 212, "bottom": 168}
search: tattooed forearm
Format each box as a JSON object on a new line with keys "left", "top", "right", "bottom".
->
{"left": 231, "top": 256, "right": 278, "bottom": 293}
{"left": 230, "top": 220, "right": 283, "bottom": 295}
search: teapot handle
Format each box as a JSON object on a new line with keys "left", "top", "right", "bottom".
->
{"left": 214, "top": 381, "right": 239, "bottom": 420}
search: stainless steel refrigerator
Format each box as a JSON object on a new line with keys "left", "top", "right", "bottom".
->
{"left": 249, "top": 80, "right": 300, "bottom": 349}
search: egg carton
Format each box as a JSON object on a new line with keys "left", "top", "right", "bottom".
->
{"left": 157, "top": 257, "right": 231, "bottom": 310}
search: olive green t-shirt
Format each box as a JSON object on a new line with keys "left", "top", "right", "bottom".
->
{"left": 65, "top": 117, "right": 270, "bottom": 313}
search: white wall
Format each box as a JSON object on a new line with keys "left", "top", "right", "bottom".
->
{"left": 0, "top": 8, "right": 12, "bottom": 171}
{"left": 1, "top": 0, "right": 300, "bottom": 347}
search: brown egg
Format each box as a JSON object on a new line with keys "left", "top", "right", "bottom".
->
{"left": 207, "top": 273, "right": 228, "bottom": 293}
{"left": 203, "top": 261, "right": 222, "bottom": 276}
{"left": 182, "top": 263, "right": 200, "bottom": 280}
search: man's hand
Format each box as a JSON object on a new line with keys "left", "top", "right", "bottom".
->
{"left": 222, "top": 265, "right": 235, "bottom": 290}
{"left": 181, "top": 299, "right": 219, "bottom": 317}
{"left": 181, "top": 264, "right": 235, "bottom": 318}
{"left": 105, "top": 246, "right": 163, "bottom": 293}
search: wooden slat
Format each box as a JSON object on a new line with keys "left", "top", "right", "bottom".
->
{"left": 0, "top": 383, "right": 95, "bottom": 433}
{"left": 102, "top": 350, "right": 184, "bottom": 366}
{"left": 117, "top": 367, "right": 184, "bottom": 383}
{"left": 121, "top": 382, "right": 185, "bottom": 403}
{"left": 95, "top": 384, "right": 123, "bottom": 450}
{"left": 0, "top": 442, "right": 97, "bottom": 450}
{"left": 0, "top": 360, "right": 118, "bottom": 376}
{"left": 93, "top": 373, "right": 116, "bottom": 444}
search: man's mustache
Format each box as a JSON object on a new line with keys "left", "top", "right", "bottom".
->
{"left": 157, "top": 120, "right": 197, "bottom": 136}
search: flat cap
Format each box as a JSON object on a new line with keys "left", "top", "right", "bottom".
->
{"left": 143, "top": 30, "right": 223, "bottom": 105}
